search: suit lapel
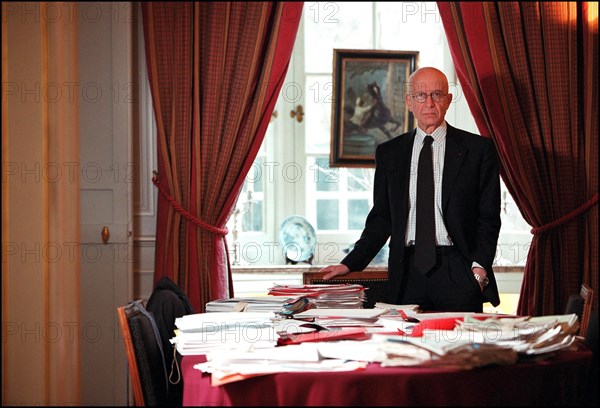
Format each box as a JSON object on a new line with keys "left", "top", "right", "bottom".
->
{"left": 388, "top": 130, "right": 415, "bottom": 209}
{"left": 395, "top": 130, "right": 416, "bottom": 177}
{"left": 442, "top": 126, "right": 467, "bottom": 210}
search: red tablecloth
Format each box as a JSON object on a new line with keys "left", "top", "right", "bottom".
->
{"left": 182, "top": 348, "right": 593, "bottom": 406}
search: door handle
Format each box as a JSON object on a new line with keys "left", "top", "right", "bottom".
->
{"left": 290, "top": 105, "right": 304, "bottom": 123}
{"left": 102, "top": 226, "right": 110, "bottom": 244}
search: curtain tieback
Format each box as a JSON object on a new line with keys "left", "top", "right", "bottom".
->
{"left": 152, "top": 174, "right": 229, "bottom": 236}
{"left": 531, "top": 193, "right": 599, "bottom": 235}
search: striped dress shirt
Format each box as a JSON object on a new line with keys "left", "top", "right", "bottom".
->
{"left": 405, "top": 122, "right": 453, "bottom": 247}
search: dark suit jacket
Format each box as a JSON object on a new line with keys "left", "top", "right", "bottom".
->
{"left": 146, "top": 276, "right": 195, "bottom": 406}
{"left": 342, "top": 124, "right": 501, "bottom": 306}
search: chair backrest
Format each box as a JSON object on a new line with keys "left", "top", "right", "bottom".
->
{"left": 302, "top": 270, "right": 388, "bottom": 308}
{"left": 580, "top": 284, "right": 594, "bottom": 337}
{"left": 117, "top": 300, "right": 169, "bottom": 406}
{"left": 117, "top": 304, "right": 144, "bottom": 406}
{"left": 565, "top": 283, "right": 594, "bottom": 336}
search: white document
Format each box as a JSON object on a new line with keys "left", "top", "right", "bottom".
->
{"left": 207, "top": 342, "right": 320, "bottom": 363}
{"left": 374, "top": 302, "right": 420, "bottom": 311}
{"left": 294, "top": 308, "right": 387, "bottom": 319}
{"left": 317, "top": 339, "right": 388, "bottom": 362}
{"left": 175, "top": 311, "right": 275, "bottom": 332}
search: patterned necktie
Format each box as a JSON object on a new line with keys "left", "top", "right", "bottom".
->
{"left": 414, "top": 135, "right": 436, "bottom": 275}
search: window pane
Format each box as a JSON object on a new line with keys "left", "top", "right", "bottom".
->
{"left": 348, "top": 199, "right": 369, "bottom": 229}
{"left": 314, "top": 157, "right": 339, "bottom": 192}
{"left": 347, "top": 168, "right": 374, "bottom": 191}
{"left": 496, "top": 184, "right": 532, "bottom": 266}
{"left": 305, "top": 74, "right": 333, "bottom": 154}
{"left": 376, "top": 2, "right": 445, "bottom": 68}
{"left": 247, "top": 157, "right": 264, "bottom": 193}
{"left": 242, "top": 201, "right": 263, "bottom": 232}
{"left": 304, "top": 2, "right": 373, "bottom": 73}
{"left": 317, "top": 199, "right": 339, "bottom": 230}
{"left": 233, "top": 148, "right": 267, "bottom": 234}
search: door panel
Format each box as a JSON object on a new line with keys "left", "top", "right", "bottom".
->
{"left": 79, "top": 2, "right": 133, "bottom": 405}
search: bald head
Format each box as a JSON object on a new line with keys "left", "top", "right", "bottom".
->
{"left": 405, "top": 67, "right": 453, "bottom": 134}
{"left": 407, "top": 67, "right": 449, "bottom": 94}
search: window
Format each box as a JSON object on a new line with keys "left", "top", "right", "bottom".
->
{"left": 227, "top": 2, "right": 532, "bottom": 268}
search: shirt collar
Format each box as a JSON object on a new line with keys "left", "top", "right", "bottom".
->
{"left": 416, "top": 122, "right": 447, "bottom": 144}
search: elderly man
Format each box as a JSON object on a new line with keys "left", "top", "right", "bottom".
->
{"left": 320, "top": 67, "right": 501, "bottom": 312}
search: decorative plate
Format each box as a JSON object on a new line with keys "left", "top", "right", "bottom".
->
{"left": 279, "top": 216, "right": 317, "bottom": 263}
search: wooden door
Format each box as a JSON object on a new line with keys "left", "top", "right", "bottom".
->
{"left": 79, "top": 2, "right": 133, "bottom": 405}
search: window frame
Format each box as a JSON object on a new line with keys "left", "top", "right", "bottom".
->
{"left": 228, "top": 2, "right": 532, "bottom": 268}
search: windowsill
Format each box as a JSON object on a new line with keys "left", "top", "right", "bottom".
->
{"left": 231, "top": 265, "right": 524, "bottom": 313}
{"left": 231, "top": 265, "right": 388, "bottom": 274}
{"left": 231, "top": 265, "right": 525, "bottom": 273}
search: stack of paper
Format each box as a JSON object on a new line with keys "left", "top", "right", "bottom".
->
{"left": 374, "top": 315, "right": 420, "bottom": 334}
{"left": 379, "top": 335, "right": 518, "bottom": 369}
{"left": 456, "top": 313, "right": 580, "bottom": 355}
{"left": 177, "top": 310, "right": 583, "bottom": 386}
{"left": 268, "top": 284, "right": 366, "bottom": 308}
{"left": 370, "top": 313, "right": 580, "bottom": 368}
{"left": 293, "top": 307, "right": 387, "bottom": 328}
{"left": 374, "top": 302, "right": 421, "bottom": 312}
{"left": 194, "top": 342, "right": 367, "bottom": 386}
{"left": 372, "top": 304, "right": 423, "bottom": 334}
{"left": 173, "top": 312, "right": 278, "bottom": 355}
{"left": 277, "top": 327, "right": 371, "bottom": 345}
{"left": 205, "top": 296, "right": 295, "bottom": 313}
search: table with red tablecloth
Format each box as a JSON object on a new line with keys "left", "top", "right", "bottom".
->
{"left": 181, "top": 347, "right": 593, "bottom": 406}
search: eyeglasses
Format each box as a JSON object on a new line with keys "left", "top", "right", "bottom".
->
{"left": 409, "top": 91, "right": 447, "bottom": 103}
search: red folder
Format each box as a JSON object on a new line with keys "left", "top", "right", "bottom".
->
{"left": 277, "top": 327, "right": 370, "bottom": 345}
{"left": 409, "top": 317, "right": 464, "bottom": 337}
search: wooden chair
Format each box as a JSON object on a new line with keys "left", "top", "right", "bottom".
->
{"left": 302, "top": 269, "right": 389, "bottom": 308}
{"left": 579, "top": 284, "right": 594, "bottom": 337}
{"left": 566, "top": 283, "right": 594, "bottom": 336}
{"left": 117, "top": 300, "right": 169, "bottom": 406}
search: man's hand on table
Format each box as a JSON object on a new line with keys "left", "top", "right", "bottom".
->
{"left": 319, "top": 264, "right": 350, "bottom": 280}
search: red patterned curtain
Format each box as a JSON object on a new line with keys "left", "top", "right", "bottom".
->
{"left": 438, "top": 2, "right": 598, "bottom": 316}
{"left": 142, "top": 2, "right": 303, "bottom": 312}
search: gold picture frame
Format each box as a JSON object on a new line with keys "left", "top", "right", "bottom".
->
{"left": 330, "top": 49, "right": 419, "bottom": 167}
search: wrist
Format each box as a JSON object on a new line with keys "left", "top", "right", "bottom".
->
{"left": 473, "top": 271, "right": 489, "bottom": 288}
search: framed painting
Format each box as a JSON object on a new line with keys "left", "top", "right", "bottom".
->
{"left": 330, "top": 49, "right": 419, "bottom": 167}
